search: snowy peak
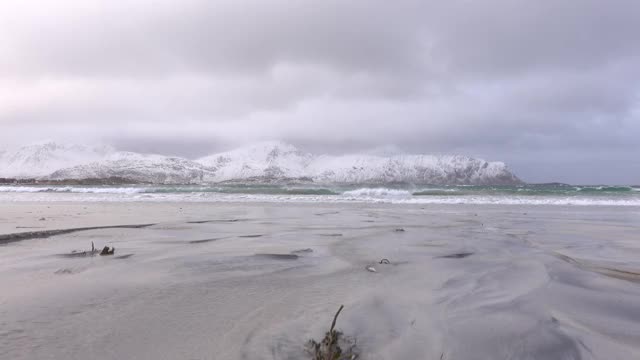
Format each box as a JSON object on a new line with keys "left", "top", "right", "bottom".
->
{"left": 197, "top": 141, "right": 313, "bottom": 181}
{"left": 198, "top": 141, "right": 308, "bottom": 164}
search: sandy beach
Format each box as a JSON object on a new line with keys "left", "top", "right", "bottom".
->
{"left": 2, "top": 201, "right": 640, "bottom": 359}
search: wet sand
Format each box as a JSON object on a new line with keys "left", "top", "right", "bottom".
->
{"left": 1, "top": 202, "right": 640, "bottom": 359}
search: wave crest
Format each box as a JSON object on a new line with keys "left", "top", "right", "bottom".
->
{"left": 342, "top": 188, "right": 412, "bottom": 198}
{"left": 0, "top": 186, "right": 145, "bottom": 194}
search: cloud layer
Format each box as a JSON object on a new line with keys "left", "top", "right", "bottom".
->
{"left": 1, "top": 0, "right": 639, "bottom": 183}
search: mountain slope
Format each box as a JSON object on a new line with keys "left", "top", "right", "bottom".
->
{"left": 0, "top": 141, "right": 114, "bottom": 178}
{"left": 49, "top": 152, "right": 215, "bottom": 184}
{"left": 307, "top": 154, "right": 519, "bottom": 185}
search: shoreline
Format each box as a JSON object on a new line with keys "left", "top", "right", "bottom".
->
{"left": 2, "top": 192, "right": 640, "bottom": 207}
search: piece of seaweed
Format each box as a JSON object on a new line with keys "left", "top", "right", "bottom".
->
{"left": 306, "top": 305, "right": 359, "bottom": 360}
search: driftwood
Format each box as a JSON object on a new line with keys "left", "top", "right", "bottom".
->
{"left": 61, "top": 241, "right": 99, "bottom": 257}
{"left": 60, "top": 242, "right": 124, "bottom": 258}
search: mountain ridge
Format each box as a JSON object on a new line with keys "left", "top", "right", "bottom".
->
{"left": 0, "top": 141, "right": 522, "bottom": 185}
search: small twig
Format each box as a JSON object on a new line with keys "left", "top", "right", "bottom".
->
{"left": 326, "top": 305, "right": 344, "bottom": 359}
{"left": 330, "top": 305, "right": 344, "bottom": 333}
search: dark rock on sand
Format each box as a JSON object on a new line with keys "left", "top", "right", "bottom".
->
{"left": 100, "top": 246, "right": 115, "bottom": 256}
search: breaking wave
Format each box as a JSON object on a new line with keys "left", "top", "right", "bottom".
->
{"left": 0, "top": 186, "right": 145, "bottom": 194}
{"left": 342, "top": 188, "right": 412, "bottom": 198}
{"left": 575, "top": 186, "right": 635, "bottom": 192}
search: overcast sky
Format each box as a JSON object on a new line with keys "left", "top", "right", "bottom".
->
{"left": 1, "top": 0, "right": 639, "bottom": 184}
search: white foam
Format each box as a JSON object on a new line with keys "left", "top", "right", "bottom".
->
{"left": 1, "top": 190, "right": 639, "bottom": 206}
{"left": 0, "top": 186, "right": 146, "bottom": 194}
{"left": 341, "top": 188, "right": 412, "bottom": 198}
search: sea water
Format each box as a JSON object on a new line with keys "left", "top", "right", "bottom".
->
{"left": 1, "top": 183, "right": 639, "bottom": 206}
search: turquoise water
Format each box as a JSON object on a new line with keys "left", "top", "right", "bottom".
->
{"left": 0, "top": 183, "right": 639, "bottom": 205}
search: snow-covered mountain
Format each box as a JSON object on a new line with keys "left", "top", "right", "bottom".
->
{"left": 0, "top": 141, "right": 522, "bottom": 185}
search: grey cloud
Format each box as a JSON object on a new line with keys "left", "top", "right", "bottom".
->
{"left": 426, "top": 0, "right": 640, "bottom": 76}
{"left": 0, "top": 0, "right": 639, "bottom": 183}
{"left": 1, "top": 0, "right": 428, "bottom": 77}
